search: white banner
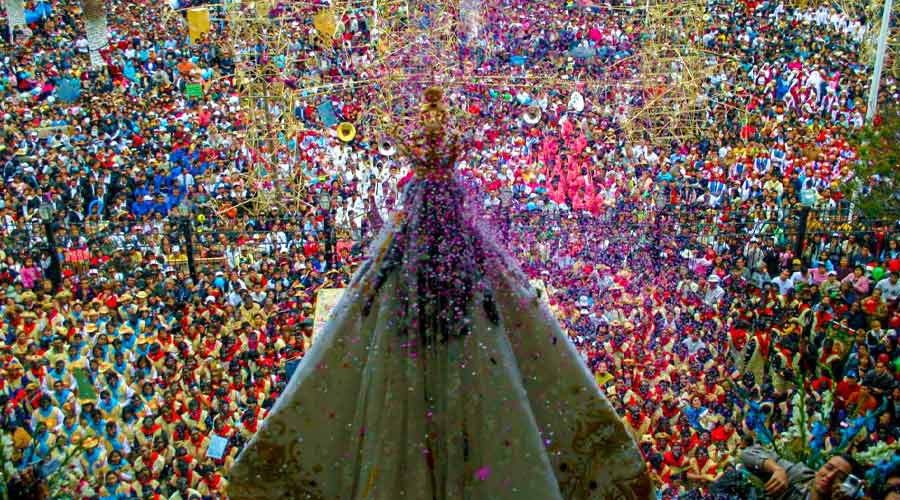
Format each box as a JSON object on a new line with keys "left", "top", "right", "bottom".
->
{"left": 83, "top": 0, "right": 108, "bottom": 68}
{"left": 459, "top": 0, "right": 481, "bottom": 41}
{"left": 5, "top": 0, "right": 26, "bottom": 37}
{"left": 311, "top": 288, "right": 344, "bottom": 348}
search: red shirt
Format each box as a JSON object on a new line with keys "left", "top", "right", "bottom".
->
{"left": 835, "top": 379, "right": 859, "bottom": 404}
{"left": 141, "top": 451, "right": 162, "bottom": 474}
{"left": 663, "top": 451, "right": 687, "bottom": 468}
{"left": 711, "top": 425, "right": 734, "bottom": 443}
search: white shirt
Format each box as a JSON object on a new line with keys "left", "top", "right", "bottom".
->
{"left": 771, "top": 276, "right": 795, "bottom": 296}
{"left": 704, "top": 285, "right": 725, "bottom": 307}
{"left": 875, "top": 277, "right": 900, "bottom": 302}
{"left": 682, "top": 337, "right": 705, "bottom": 355}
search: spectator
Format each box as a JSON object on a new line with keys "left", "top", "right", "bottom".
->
{"left": 739, "top": 446, "right": 858, "bottom": 500}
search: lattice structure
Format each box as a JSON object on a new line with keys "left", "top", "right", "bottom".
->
{"left": 215, "top": 0, "right": 721, "bottom": 207}
{"left": 83, "top": 0, "right": 109, "bottom": 68}
{"left": 215, "top": 0, "right": 422, "bottom": 216}
{"left": 862, "top": 0, "right": 900, "bottom": 78}
{"left": 359, "top": 0, "right": 464, "bottom": 137}
{"left": 221, "top": 0, "right": 317, "bottom": 217}
{"left": 625, "top": 0, "right": 712, "bottom": 145}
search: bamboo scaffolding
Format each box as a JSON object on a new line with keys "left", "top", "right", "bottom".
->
{"left": 215, "top": 0, "right": 723, "bottom": 205}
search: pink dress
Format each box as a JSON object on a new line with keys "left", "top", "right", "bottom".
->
{"left": 20, "top": 266, "right": 42, "bottom": 289}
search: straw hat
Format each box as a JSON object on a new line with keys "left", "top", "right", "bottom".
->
{"left": 13, "top": 428, "right": 32, "bottom": 449}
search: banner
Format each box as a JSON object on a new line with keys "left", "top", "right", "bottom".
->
{"left": 5, "top": 0, "right": 26, "bottom": 37}
{"left": 459, "top": 0, "right": 481, "bottom": 41}
{"left": 64, "top": 248, "right": 91, "bottom": 264}
{"left": 185, "top": 82, "right": 203, "bottom": 98}
{"left": 74, "top": 368, "right": 97, "bottom": 403}
{"left": 316, "top": 100, "right": 338, "bottom": 127}
{"left": 186, "top": 7, "right": 210, "bottom": 43}
{"left": 82, "top": 0, "right": 108, "bottom": 68}
{"left": 31, "top": 125, "right": 74, "bottom": 139}
{"left": 207, "top": 435, "right": 229, "bottom": 459}
{"left": 311, "top": 288, "right": 343, "bottom": 348}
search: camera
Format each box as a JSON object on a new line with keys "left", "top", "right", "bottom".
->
{"left": 840, "top": 474, "right": 864, "bottom": 499}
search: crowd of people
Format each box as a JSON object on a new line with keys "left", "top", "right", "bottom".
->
{"left": 1, "top": 0, "right": 900, "bottom": 498}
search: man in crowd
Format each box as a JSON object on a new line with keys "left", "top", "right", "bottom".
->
{"left": 740, "top": 445, "right": 860, "bottom": 500}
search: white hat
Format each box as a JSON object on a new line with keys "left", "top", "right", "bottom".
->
{"left": 708, "top": 275, "right": 721, "bottom": 283}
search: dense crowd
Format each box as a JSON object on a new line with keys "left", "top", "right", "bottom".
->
{"left": 1, "top": 0, "right": 899, "bottom": 499}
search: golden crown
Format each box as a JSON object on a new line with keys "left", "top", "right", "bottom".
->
{"left": 387, "top": 87, "right": 460, "bottom": 178}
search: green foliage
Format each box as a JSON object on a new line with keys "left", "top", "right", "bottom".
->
{"left": 847, "top": 105, "right": 900, "bottom": 218}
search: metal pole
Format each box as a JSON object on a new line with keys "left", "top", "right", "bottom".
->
{"left": 372, "top": 0, "right": 378, "bottom": 42}
{"left": 43, "top": 220, "right": 62, "bottom": 291}
{"left": 866, "top": 0, "right": 893, "bottom": 124}
{"left": 182, "top": 216, "right": 198, "bottom": 282}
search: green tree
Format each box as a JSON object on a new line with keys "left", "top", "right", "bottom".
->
{"left": 847, "top": 105, "right": 900, "bottom": 218}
